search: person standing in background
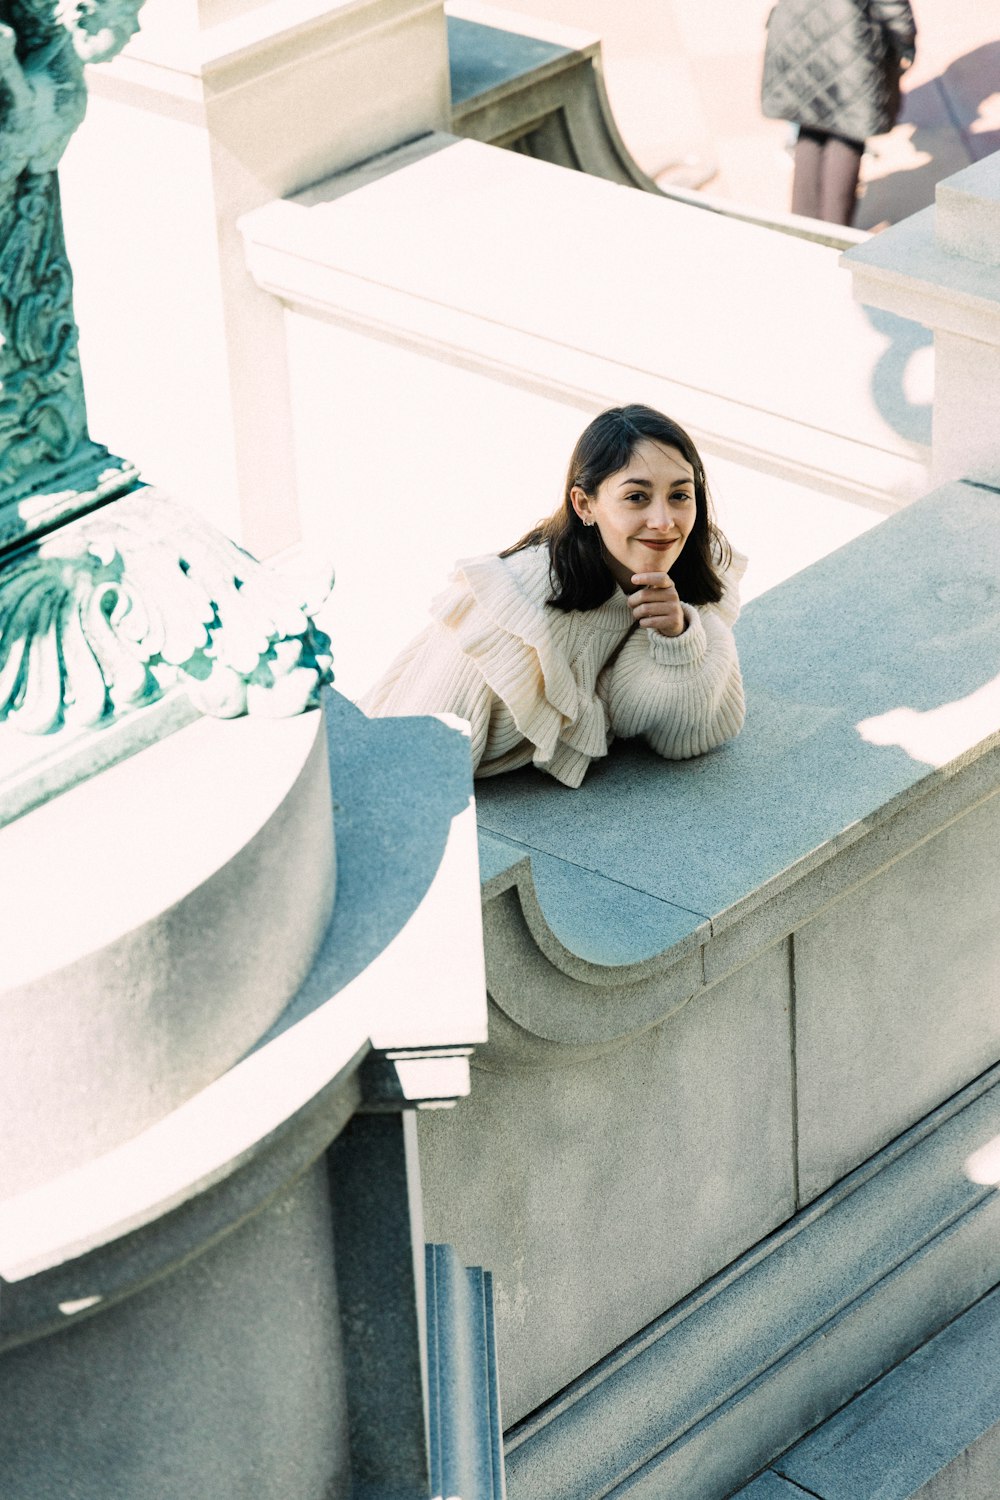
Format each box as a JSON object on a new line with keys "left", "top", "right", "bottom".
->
{"left": 760, "top": 0, "right": 917, "bottom": 226}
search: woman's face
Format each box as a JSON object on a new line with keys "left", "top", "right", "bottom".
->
{"left": 570, "top": 439, "right": 697, "bottom": 594}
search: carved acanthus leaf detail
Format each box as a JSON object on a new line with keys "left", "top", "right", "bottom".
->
{"left": 0, "top": 0, "right": 147, "bottom": 502}
{"left": 0, "top": 492, "right": 334, "bottom": 735}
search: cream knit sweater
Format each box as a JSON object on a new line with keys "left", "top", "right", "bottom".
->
{"left": 360, "top": 545, "right": 747, "bottom": 788}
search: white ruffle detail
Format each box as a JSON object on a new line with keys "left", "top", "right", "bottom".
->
{"left": 430, "top": 551, "right": 618, "bottom": 785}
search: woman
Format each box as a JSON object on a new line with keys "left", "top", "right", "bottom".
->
{"left": 761, "top": 0, "right": 917, "bottom": 226}
{"left": 360, "top": 405, "right": 745, "bottom": 788}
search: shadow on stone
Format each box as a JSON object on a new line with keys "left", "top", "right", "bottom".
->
{"left": 265, "top": 691, "right": 475, "bottom": 1032}
{"left": 860, "top": 302, "right": 932, "bottom": 447}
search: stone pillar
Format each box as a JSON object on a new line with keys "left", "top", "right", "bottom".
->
{"left": 58, "top": 0, "right": 451, "bottom": 555}
{"left": 844, "top": 153, "right": 1000, "bottom": 490}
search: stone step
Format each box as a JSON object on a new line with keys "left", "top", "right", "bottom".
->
{"left": 737, "top": 1281, "right": 1000, "bottom": 1500}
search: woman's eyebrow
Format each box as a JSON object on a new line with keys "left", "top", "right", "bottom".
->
{"left": 616, "top": 476, "right": 652, "bottom": 489}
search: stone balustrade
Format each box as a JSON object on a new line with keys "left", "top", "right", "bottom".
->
{"left": 239, "top": 131, "right": 932, "bottom": 701}
{"left": 411, "top": 478, "right": 1000, "bottom": 1496}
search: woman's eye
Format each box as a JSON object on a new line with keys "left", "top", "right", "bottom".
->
{"left": 625, "top": 492, "right": 648, "bottom": 505}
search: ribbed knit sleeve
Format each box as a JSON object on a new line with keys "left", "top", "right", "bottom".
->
{"left": 598, "top": 607, "right": 745, "bottom": 760}
{"left": 358, "top": 623, "right": 496, "bottom": 771}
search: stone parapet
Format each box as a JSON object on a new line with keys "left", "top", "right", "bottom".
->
{"left": 240, "top": 131, "right": 931, "bottom": 698}
{"left": 415, "top": 478, "right": 1000, "bottom": 1487}
{"left": 242, "top": 133, "right": 930, "bottom": 512}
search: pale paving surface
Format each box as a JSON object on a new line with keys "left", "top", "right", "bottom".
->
{"left": 481, "top": 0, "right": 1000, "bottom": 228}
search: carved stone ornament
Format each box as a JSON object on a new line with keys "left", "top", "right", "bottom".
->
{"left": 0, "top": 0, "right": 146, "bottom": 510}
{"left": 0, "top": 491, "right": 334, "bottom": 735}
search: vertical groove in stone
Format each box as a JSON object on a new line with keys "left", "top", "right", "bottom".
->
{"left": 788, "top": 932, "right": 801, "bottom": 1213}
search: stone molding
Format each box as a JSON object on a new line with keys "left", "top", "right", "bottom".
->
{"left": 241, "top": 133, "right": 930, "bottom": 511}
{"left": 0, "top": 694, "right": 486, "bottom": 1342}
{"left": 112, "top": 0, "right": 449, "bottom": 95}
{"left": 1, "top": 703, "right": 335, "bottom": 1197}
{"left": 503, "top": 1063, "right": 1000, "bottom": 1500}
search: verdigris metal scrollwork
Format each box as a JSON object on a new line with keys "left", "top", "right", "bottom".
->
{"left": 0, "top": 0, "right": 144, "bottom": 494}
{"left": 0, "top": 493, "right": 334, "bottom": 734}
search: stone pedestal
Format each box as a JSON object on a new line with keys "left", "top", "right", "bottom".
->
{"left": 0, "top": 693, "right": 500, "bottom": 1498}
{"left": 844, "top": 153, "right": 1000, "bottom": 490}
{"left": 58, "top": 0, "right": 452, "bottom": 554}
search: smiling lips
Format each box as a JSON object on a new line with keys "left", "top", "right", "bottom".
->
{"left": 637, "top": 538, "right": 677, "bottom": 550}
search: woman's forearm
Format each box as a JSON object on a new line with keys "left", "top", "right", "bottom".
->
{"left": 599, "top": 611, "right": 745, "bottom": 760}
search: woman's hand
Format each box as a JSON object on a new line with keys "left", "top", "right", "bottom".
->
{"left": 628, "top": 572, "right": 687, "bottom": 637}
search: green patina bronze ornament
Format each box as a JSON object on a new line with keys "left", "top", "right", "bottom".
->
{"left": 0, "top": 0, "right": 335, "bottom": 826}
{"left": 0, "top": 0, "right": 145, "bottom": 534}
{"left": 0, "top": 492, "right": 334, "bottom": 735}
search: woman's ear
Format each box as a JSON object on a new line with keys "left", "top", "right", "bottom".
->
{"left": 570, "top": 485, "right": 592, "bottom": 524}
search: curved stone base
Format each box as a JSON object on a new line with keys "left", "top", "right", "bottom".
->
{"left": 0, "top": 1163, "right": 350, "bottom": 1500}
{"left": 0, "top": 703, "right": 335, "bottom": 1197}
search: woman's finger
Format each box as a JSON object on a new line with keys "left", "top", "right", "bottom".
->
{"left": 629, "top": 591, "right": 678, "bottom": 618}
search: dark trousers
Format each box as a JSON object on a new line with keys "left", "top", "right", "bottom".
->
{"left": 791, "top": 127, "right": 864, "bottom": 226}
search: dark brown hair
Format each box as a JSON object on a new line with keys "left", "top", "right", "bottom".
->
{"left": 501, "top": 405, "right": 731, "bottom": 612}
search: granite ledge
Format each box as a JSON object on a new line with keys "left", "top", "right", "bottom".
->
{"left": 476, "top": 480, "right": 1000, "bottom": 992}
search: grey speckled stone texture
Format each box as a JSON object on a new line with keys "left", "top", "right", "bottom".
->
{"left": 776, "top": 1283, "right": 1000, "bottom": 1500}
{"left": 500, "top": 1064, "right": 1000, "bottom": 1500}
{"left": 795, "top": 783, "right": 1000, "bottom": 1201}
{"left": 448, "top": 14, "right": 571, "bottom": 107}
{"left": 0, "top": 1164, "right": 350, "bottom": 1500}
{"left": 476, "top": 479, "right": 1000, "bottom": 970}
{"left": 419, "top": 938, "right": 794, "bottom": 1424}
{"left": 732, "top": 1474, "right": 815, "bottom": 1499}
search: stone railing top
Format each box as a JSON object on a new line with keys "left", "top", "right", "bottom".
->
{"left": 934, "top": 151, "right": 1000, "bottom": 268}
{"left": 241, "top": 134, "right": 931, "bottom": 507}
{"left": 447, "top": 0, "right": 590, "bottom": 108}
{"left": 476, "top": 478, "right": 1000, "bottom": 979}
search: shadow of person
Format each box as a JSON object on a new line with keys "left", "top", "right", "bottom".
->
{"left": 858, "top": 42, "right": 1000, "bottom": 228}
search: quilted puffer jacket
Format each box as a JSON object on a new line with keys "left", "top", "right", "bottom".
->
{"left": 761, "top": 0, "right": 917, "bottom": 143}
